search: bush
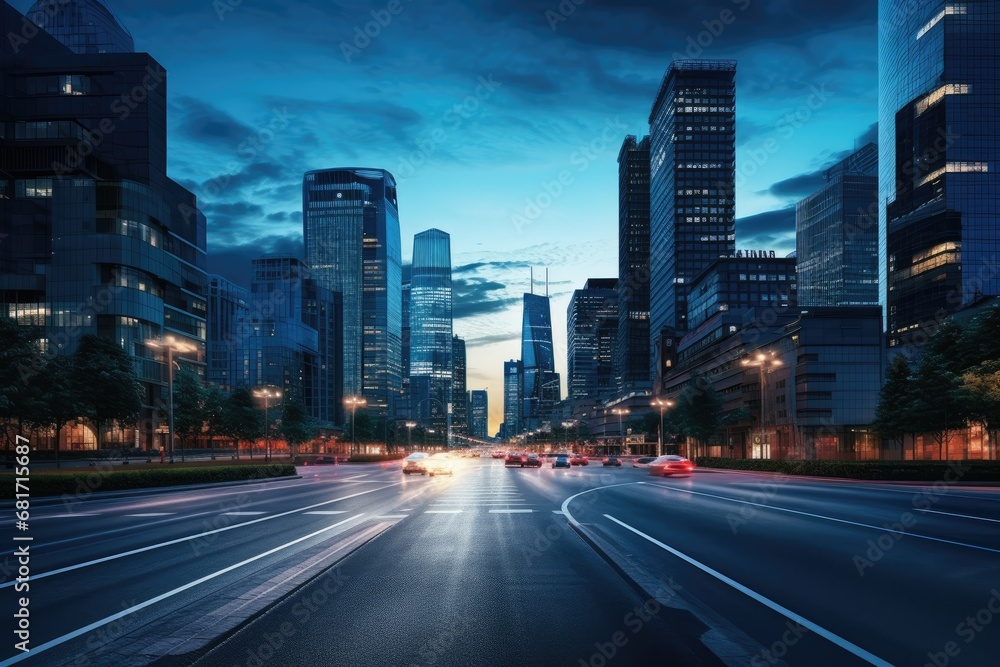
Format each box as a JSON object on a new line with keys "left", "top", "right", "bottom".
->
{"left": 694, "top": 457, "right": 1000, "bottom": 481}
{"left": 0, "top": 464, "right": 296, "bottom": 499}
{"left": 346, "top": 453, "right": 406, "bottom": 463}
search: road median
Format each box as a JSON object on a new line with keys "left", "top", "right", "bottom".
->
{"left": 695, "top": 457, "right": 1000, "bottom": 482}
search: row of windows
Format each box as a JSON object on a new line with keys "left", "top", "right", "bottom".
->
{"left": 15, "top": 120, "right": 88, "bottom": 141}
{"left": 24, "top": 75, "right": 90, "bottom": 96}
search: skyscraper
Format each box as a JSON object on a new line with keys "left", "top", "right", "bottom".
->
{"left": 409, "top": 229, "right": 453, "bottom": 424}
{"left": 616, "top": 135, "right": 652, "bottom": 393}
{"left": 303, "top": 168, "right": 402, "bottom": 417}
{"left": 503, "top": 359, "right": 522, "bottom": 438}
{"left": 400, "top": 266, "right": 411, "bottom": 418}
{"left": 451, "top": 336, "right": 468, "bottom": 437}
{"left": 469, "top": 390, "right": 488, "bottom": 440}
{"left": 1, "top": 0, "right": 206, "bottom": 451}
{"left": 567, "top": 279, "right": 619, "bottom": 399}
{"left": 521, "top": 289, "right": 559, "bottom": 431}
{"left": 796, "top": 143, "right": 879, "bottom": 307}
{"left": 25, "top": 0, "right": 135, "bottom": 54}
{"left": 207, "top": 275, "right": 249, "bottom": 392}
{"left": 649, "top": 60, "right": 736, "bottom": 381}
{"left": 879, "top": 0, "right": 1000, "bottom": 350}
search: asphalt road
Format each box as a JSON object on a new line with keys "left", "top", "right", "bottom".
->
{"left": 2, "top": 459, "right": 998, "bottom": 667}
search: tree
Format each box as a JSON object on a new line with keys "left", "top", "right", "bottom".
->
{"left": 27, "top": 355, "right": 80, "bottom": 469}
{"left": 0, "top": 317, "right": 43, "bottom": 453}
{"left": 910, "top": 351, "right": 968, "bottom": 460}
{"left": 675, "top": 375, "right": 723, "bottom": 455}
{"left": 72, "top": 335, "right": 143, "bottom": 450}
{"left": 222, "top": 385, "right": 263, "bottom": 459}
{"left": 172, "top": 366, "right": 206, "bottom": 452}
{"left": 203, "top": 386, "right": 226, "bottom": 459}
{"left": 874, "top": 354, "right": 917, "bottom": 460}
{"left": 628, "top": 412, "right": 660, "bottom": 437}
{"left": 279, "top": 392, "right": 314, "bottom": 460}
{"left": 962, "top": 361, "right": 1000, "bottom": 460}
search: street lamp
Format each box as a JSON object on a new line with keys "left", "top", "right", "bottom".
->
{"left": 145, "top": 335, "right": 197, "bottom": 463}
{"left": 344, "top": 396, "right": 367, "bottom": 456}
{"left": 612, "top": 408, "right": 630, "bottom": 456}
{"left": 253, "top": 386, "right": 282, "bottom": 461}
{"left": 652, "top": 398, "right": 673, "bottom": 457}
{"left": 405, "top": 421, "right": 417, "bottom": 450}
{"left": 741, "top": 351, "right": 782, "bottom": 458}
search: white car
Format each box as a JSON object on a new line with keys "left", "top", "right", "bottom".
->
{"left": 402, "top": 452, "right": 430, "bottom": 475}
{"left": 632, "top": 457, "right": 656, "bottom": 468}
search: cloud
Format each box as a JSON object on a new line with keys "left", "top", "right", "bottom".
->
{"left": 453, "top": 278, "right": 520, "bottom": 319}
{"left": 173, "top": 97, "right": 257, "bottom": 147}
{"left": 736, "top": 207, "right": 796, "bottom": 252}
{"left": 207, "top": 234, "right": 305, "bottom": 288}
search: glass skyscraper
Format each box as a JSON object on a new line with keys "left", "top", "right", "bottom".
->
{"left": 567, "top": 279, "right": 618, "bottom": 399}
{"left": 469, "top": 390, "right": 488, "bottom": 439}
{"left": 303, "top": 168, "right": 402, "bottom": 417}
{"left": 409, "top": 229, "right": 453, "bottom": 423}
{"left": 25, "top": 0, "right": 135, "bottom": 54}
{"left": 796, "top": 143, "right": 879, "bottom": 308}
{"left": 207, "top": 275, "right": 249, "bottom": 392}
{"left": 520, "top": 292, "right": 559, "bottom": 431}
{"left": 503, "top": 359, "right": 522, "bottom": 438}
{"left": 649, "top": 60, "right": 736, "bottom": 381}
{"left": 451, "top": 336, "right": 468, "bottom": 437}
{"left": 879, "top": 0, "right": 1000, "bottom": 349}
{"left": 616, "top": 135, "right": 652, "bottom": 393}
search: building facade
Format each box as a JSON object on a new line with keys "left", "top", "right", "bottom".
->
{"left": 520, "top": 292, "right": 559, "bottom": 431}
{"left": 616, "top": 135, "right": 652, "bottom": 392}
{"left": 503, "top": 359, "right": 522, "bottom": 438}
{"left": 649, "top": 60, "right": 737, "bottom": 380}
{"left": 25, "top": 0, "right": 135, "bottom": 54}
{"left": 469, "top": 389, "right": 488, "bottom": 440}
{"left": 686, "top": 255, "right": 797, "bottom": 330}
{"left": 567, "top": 279, "right": 618, "bottom": 399}
{"left": 207, "top": 275, "right": 249, "bottom": 392}
{"left": 408, "top": 229, "right": 453, "bottom": 424}
{"left": 303, "top": 168, "right": 402, "bottom": 417}
{"left": 797, "top": 143, "right": 879, "bottom": 308}
{"left": 451, "top": 336, "right": 468, "bottom": 437}
{"left": 879, "top": 0, "right": 1000, "bottom": 350}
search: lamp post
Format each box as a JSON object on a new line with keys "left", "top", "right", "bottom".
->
{"left": 741, "top": 351, "right": 782, "bottom": 458}
{"left": 406, "top": 421, "right": 417, "bottom": 450}
{"left": 253, "top": 386, "right": 282, "bottom": 461}
{"left": 344, "top": 396, "right": 367, "bottom": 456}
{"left": 145, "top": 335, "right": 197, "bottom": 463}
{"left": 612, "top": 408, "right": 630, "bottom": 456}
{"left": 652, "top": 399, "right": 673, "bottom": 457}
{"left": 562, "top": 420, "right": 577, "bottom": 453}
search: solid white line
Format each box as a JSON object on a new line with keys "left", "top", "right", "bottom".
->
{"left": 645, "top": 483, "right": 1000, "bottom": 555}
{"left": 915, "top": 508, "right": 1000, "bottom": 523}
{"left": 489, "top": 509, "right": 533, "bottom": 514}
{"left": 33, "top": 514, "right": 100, "bottom": 520}
{"left": 303, "top": 511, "right": 348, "bottom": 515}
{"left": 126, "top": 513, "right": 175, "bottom": 517}
{"left": 343, "top": 474, "right": 369, "bottom": 480}
{"left": 375, "top": 515, "right": 407, "bottom": 519}
{"left": 559, "top": 482, "right": 646, "bottom": 528}
{"left": 0, "top": 484, "right": 397, "bottom": 590}
{"left": 603, "top": 514, "right": 892, "bottom": 667}
{"left": 552, "top": 510, "right": 564, "bottom": 514}
{"left": 425, "top": 510, "right": 463, "bottom": 514}
{"left": 221, "top": 512, "right": 266, "bottom": 516}
{"left": 0, "top": 515, "right": 364, "bottom": 666}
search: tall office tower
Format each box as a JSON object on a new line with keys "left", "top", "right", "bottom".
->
{"left": 25, "top": 0, "right": 134, "bottom": 54}
{"left": 1, "top": 1, "right": 207, "bottom": 451}
{"left": 504, "top": 359, "right": 522, "bottom": 437}
{"left": 409, "top": 229, "right": 453, "bottom": 425}
{"left": 616, "top": 135, "right": 652, "bottom": 393}
{"left": 797, "top": 143, "right": 880, "bottom": 307}
{"left": 879, "top": 0, "right": 1000, "bottom": 350}
{"left": 207, "top": 275, "right": 249, "bottom": 392}
{"left": 245, "top": 256, "right": 342, "bottom": 424}
{"left": 567, "top": 279, "right": 619, "bottom": 399}
{"left": 469, "top": 390, "right": 489, "bottom": 440}
{"left": 400, "top": 266, "right": 411, "bottom": 418}
{"left": 451, "top": 336, "right": 468, "bottom": 437}
{"left": 521, "top": 289, "right": 560, "bottom": 431}
{"left": 649, "top": 60, "right": 737, "bottom": 380}
{"left": 303, "top": 168, "right": 402, "bottom": 417}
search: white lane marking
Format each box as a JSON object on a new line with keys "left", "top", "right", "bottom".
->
{"left": 489, "top": 509, "right": 533, "bottom": 514}
{"left": 552, "top": 510, "right": 564, "bottom": 514}
{"left": 0, "top": 515, "right": 364, "bottom": 666}
{"left": 645, "top": 483, "right": 1000, "bottom": 555}
{"left": 425, "top": 510, "right": 463, "bottom": 514}
{"left": 559, "top": 482, "right": 646, "bottom": 528}
{"left": 303, "top": 511, "right": 348, "bottom": 515}
{"left": 343, "top": 474, "right": 370, "bottom": 480}
{"left": 915, "top": 508, "right": 1000, "bottom": 523}
{"left": 375, "top": 515, "right": 407, "bottom": 519}
{"left": 400, "top": 508, "right": 413, "bottom": 511}
{"left": 32, "top": 514, "right": 100, "bottom": 520}
{"left": 221, "top": 512, "right": 266, "bottom": 516}
{"left": 0, "top": 484, "right": 398, "bottom": 590}
{"left": 603, "top": 514, "right": 893, "bottom": 667}
{"left": 126, "top": 513, "right": 176, "bottom": 517}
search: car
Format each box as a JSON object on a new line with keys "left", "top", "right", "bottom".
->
{"left": 505, "top": 452, "right": 535, "bottom": 468}
{"left": 632, "top": 457, "right": 656, "bottom": 469}
{"left": 311, "top": 455, "right": 338, "bottom": 465}
{"left": 491, "top": 450, "right": 506, "bottom": 459}
{"left": 551, "top": 454, "right": 571, "bottom": 468}
{"left": 402, "top": 452, "right": 430, "bottom": 475}
{"left": 427, "top": 453, "right": 454, "bottom": 476}
{"left": 569, "top": 453, "right": 589, "bottom": 466}
{"left": 648, "top": 455, "right": 695, "bottom": 477}
{"left": 602, "top": 456, "right": 622, "bottom": 467}
{"left": 523, "top": 453, "right": 543, "bottom": 468}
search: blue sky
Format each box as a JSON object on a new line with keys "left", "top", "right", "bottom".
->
{"left": 21, "top": 0, "right": 879, "bottom": 431}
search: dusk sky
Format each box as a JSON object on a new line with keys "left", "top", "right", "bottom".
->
{"left": 21, "top": 0, "right": 880, "bottom": 432}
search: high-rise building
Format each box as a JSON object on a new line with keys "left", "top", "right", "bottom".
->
{"left": 686, "top": 255, "right": 798, "bottom": 330}
{"left": 303, "top": 168, "right": 402, "bottom": 417}
{"left": 649, "top": 60, "right": 737, "bottom": 381}
{"left": 796, "top": 143, "right": 879, "bottom": 307}
{"left": 503, "top": 359, "right": 522, "bottom": 437}
{"left": 879, "top": 0, "right": 1000, "bottom": 350}
{"left": 1, "top": 1, "right": 207, "bottom": 451}
{"left": 409, "top": 229, "right": 453, "bottom": 424}
{"left": 521, "top": 290, "right": 560, "bottom": 431}
{"left": 451, "top": 336, "right": 468, "bottom": 437}
{"left": 400, "top": 266, "right": 411, "bottom": 419}
{"left": 616, "top": 135, "right": 652, "bottom": 393}
{"left": 207, "top": 275, "right": 249, "bottom": 392}
{"left": 469, "top": 389, "right": 489, "bottom": 440}
{"left": 567, "top": 279, "right": 619, "bottom": 399}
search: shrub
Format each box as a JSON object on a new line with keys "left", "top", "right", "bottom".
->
{"left": 694, "top": 457, "right": 1000, "bottom": 481}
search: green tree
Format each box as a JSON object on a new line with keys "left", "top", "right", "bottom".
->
{"left": 222, "top": 385, "right": 263, "bottom": 459}
{"left": 0, "top": 317, "right": 43, "bottom": 452}
{"left": 26, "top": 355, "right": 81, "bottom": 469}
{"left": 874, "top": 354, "right": 917, "bottom": 460}
{"left": 962, "top": 361, "right": 1000, "bottom": 460}
{"left": 910, "top": 351, "right": 968, "bottom": 460}
{"left": 72, "top": 335, "right": 143, "bottom": 450}
{"left": 279, "top": 391, "right": 314, "bottom": 460}
{"left": 172, "top": 366, "right": 206, "bottom": 452}
{"left": 202, "top": 386, "right": 226, "bottom": 459}
{"left": 676, "top": 375, "right": 723, "bottom": 453}
{"left": 628, "top": 412, "right": 660, "bottom": 437}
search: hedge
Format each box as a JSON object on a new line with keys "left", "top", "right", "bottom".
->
{"left": 694, "top": 457, "right": 1000, "bottom": 481}
{"left": 0, "top": 464, "right": 296, "bottom": 499}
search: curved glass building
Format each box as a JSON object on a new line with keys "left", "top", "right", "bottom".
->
{"left": 303, "top": 168, "right": 402, "bottom": 417}
{"left": 879, "top": 0, "right": 1000, "bottom": 350}
{"left": 408, "top": 229, "right": 453, "bottom": 423}
{"left": 26, "top": 0, "right": 135, "bottom": 54}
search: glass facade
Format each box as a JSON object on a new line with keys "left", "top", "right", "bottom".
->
{"left": 879, "top": 0, "right": 1000, "bottom": 350}
{"left": 25, "top": 0, "right": 135, "bottom": 55}
{"left": 469, "top": 389, "right": 488, "bottom": 439}
{"left": 207, "top": 274, "right": 249, "bottom": 392}
{"left": 451, "top": 336, "right": 468, "bottom": 436}
{"left": 520, "top": 293, "right": 559, "bottom": 431}
{"left": 796, "top": 143, "right": 879, "bottom": 307}
{"left": 649, "top": 60, "right": 737, "bottom": 378}
{"left": 686, "top": 256, "right": 797, "bottom": 330}
{"left": 616, "top": 135, "right": 651, "bottom": 392}
{"left": 503, "top": 359, "right": 522, "bottom": 437}
{"left": 1, "top": 1, "right": 206, "bottom": 450}
{"left": 408, "top": 229, "right": 453, "bottom": 423}
{"left": 303, "top": 168, "right": 402, "bottom": 417}
{"left": 567, "top": 278, "right": 618, "bottom": 399}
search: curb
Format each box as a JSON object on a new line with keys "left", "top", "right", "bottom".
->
{"left": 696, "top": 466, "right": 1000, "bottom": 488}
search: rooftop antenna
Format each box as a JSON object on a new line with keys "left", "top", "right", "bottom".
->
{"left": 546, "top": 268, "right": 549, "bottom": 298}
{"left": 530, "top": 267, "right": 534, "bottom": 295}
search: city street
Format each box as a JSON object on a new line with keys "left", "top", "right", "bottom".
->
{"left": 2, "top": 459, "right": 999, "bottom": 666}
